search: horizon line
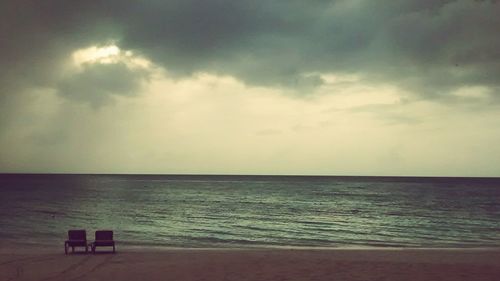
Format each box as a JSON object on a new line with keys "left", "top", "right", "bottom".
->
{"left": 0, "top": 172, "right": 499, "bottom": 179}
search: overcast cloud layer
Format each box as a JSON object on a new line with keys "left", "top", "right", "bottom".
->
{"left": 3, "top": 0, "right": 500, "bottom": 99}
{"left": 1, "top": 0, "right": 500, "bottom": 175}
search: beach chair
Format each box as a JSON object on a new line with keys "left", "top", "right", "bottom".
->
{"left": 64, "top": 229, "right": 88, "bottom": 254}
{"left": 91, "top": 230, "right": 116, "bottom": 254}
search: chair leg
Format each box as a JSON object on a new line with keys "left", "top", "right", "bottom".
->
{"left": 85, "top": 245, "right": 88, "bottom": 254}
{"left": 113, "top": 245, "right": 115, "bottom": 253}
{"left": 64, "top": 243, "right": 68, "bottom": 255}
{"left": 72, "top": 246, "right": 74, "bottom": 253}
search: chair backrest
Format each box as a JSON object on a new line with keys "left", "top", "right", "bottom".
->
{"left": 95, "top": 230, "right": 113, "bottom": 241}
{"left": 68, "top": 229, "right": 86, "bottom": 241}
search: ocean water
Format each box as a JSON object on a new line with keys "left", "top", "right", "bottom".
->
{"left": 0, "top": 174, "right": 499, "bottom": 248}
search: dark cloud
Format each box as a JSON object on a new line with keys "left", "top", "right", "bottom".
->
{"left": 56, "top": 63, "right": 150, "bottom": 106}
{"left": 1, "top": 0, "right": 499, "bottom": 101}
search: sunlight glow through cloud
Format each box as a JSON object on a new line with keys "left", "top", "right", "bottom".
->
{"left": 71, "top": 44, "right": 152, "bottom": 70}
{"left": 72, "top": 45, "right": 121, "bottom": 65}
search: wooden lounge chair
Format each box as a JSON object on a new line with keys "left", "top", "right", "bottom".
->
{"left": 91, "top": 230, "right": 116, "bottom": 254}
{"left": 64, "top": 229, "right": 88, "bottom": 254}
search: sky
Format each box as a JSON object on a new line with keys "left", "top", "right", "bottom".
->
{"left": 1, "top": 0, "right": 500, "bottom": 176}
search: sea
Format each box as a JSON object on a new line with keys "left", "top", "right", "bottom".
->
{"left": 0, "top": 174, "right": 499, "bottom": 248}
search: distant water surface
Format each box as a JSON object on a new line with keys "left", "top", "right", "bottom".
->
{"left": 0, "top": 174, "right": 499, "bottom": 248}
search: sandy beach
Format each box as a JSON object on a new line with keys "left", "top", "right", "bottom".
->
{"left": 1, "top": 247, "right": 499, "bottom": 281}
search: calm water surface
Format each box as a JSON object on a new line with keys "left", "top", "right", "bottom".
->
{"left": 0, "top": 174, "right": 499, "bottom": 248}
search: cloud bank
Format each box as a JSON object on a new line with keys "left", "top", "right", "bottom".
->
{"left": 1, "top": 0, "right": 500, "bottom": 99}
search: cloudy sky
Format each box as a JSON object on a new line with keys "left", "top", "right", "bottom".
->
{"left": 1, "top": 0, "right": 500, "bottom": 176}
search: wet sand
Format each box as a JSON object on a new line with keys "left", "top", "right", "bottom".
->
{"left": 1, "top": 247, "right": 499, "bottom": 281}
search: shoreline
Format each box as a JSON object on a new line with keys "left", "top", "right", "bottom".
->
{"left": 3, "top": 240, "right": 500, "bottom": 253}
{"left": 2, "top": 239, "right": 500, "bottom": 252}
